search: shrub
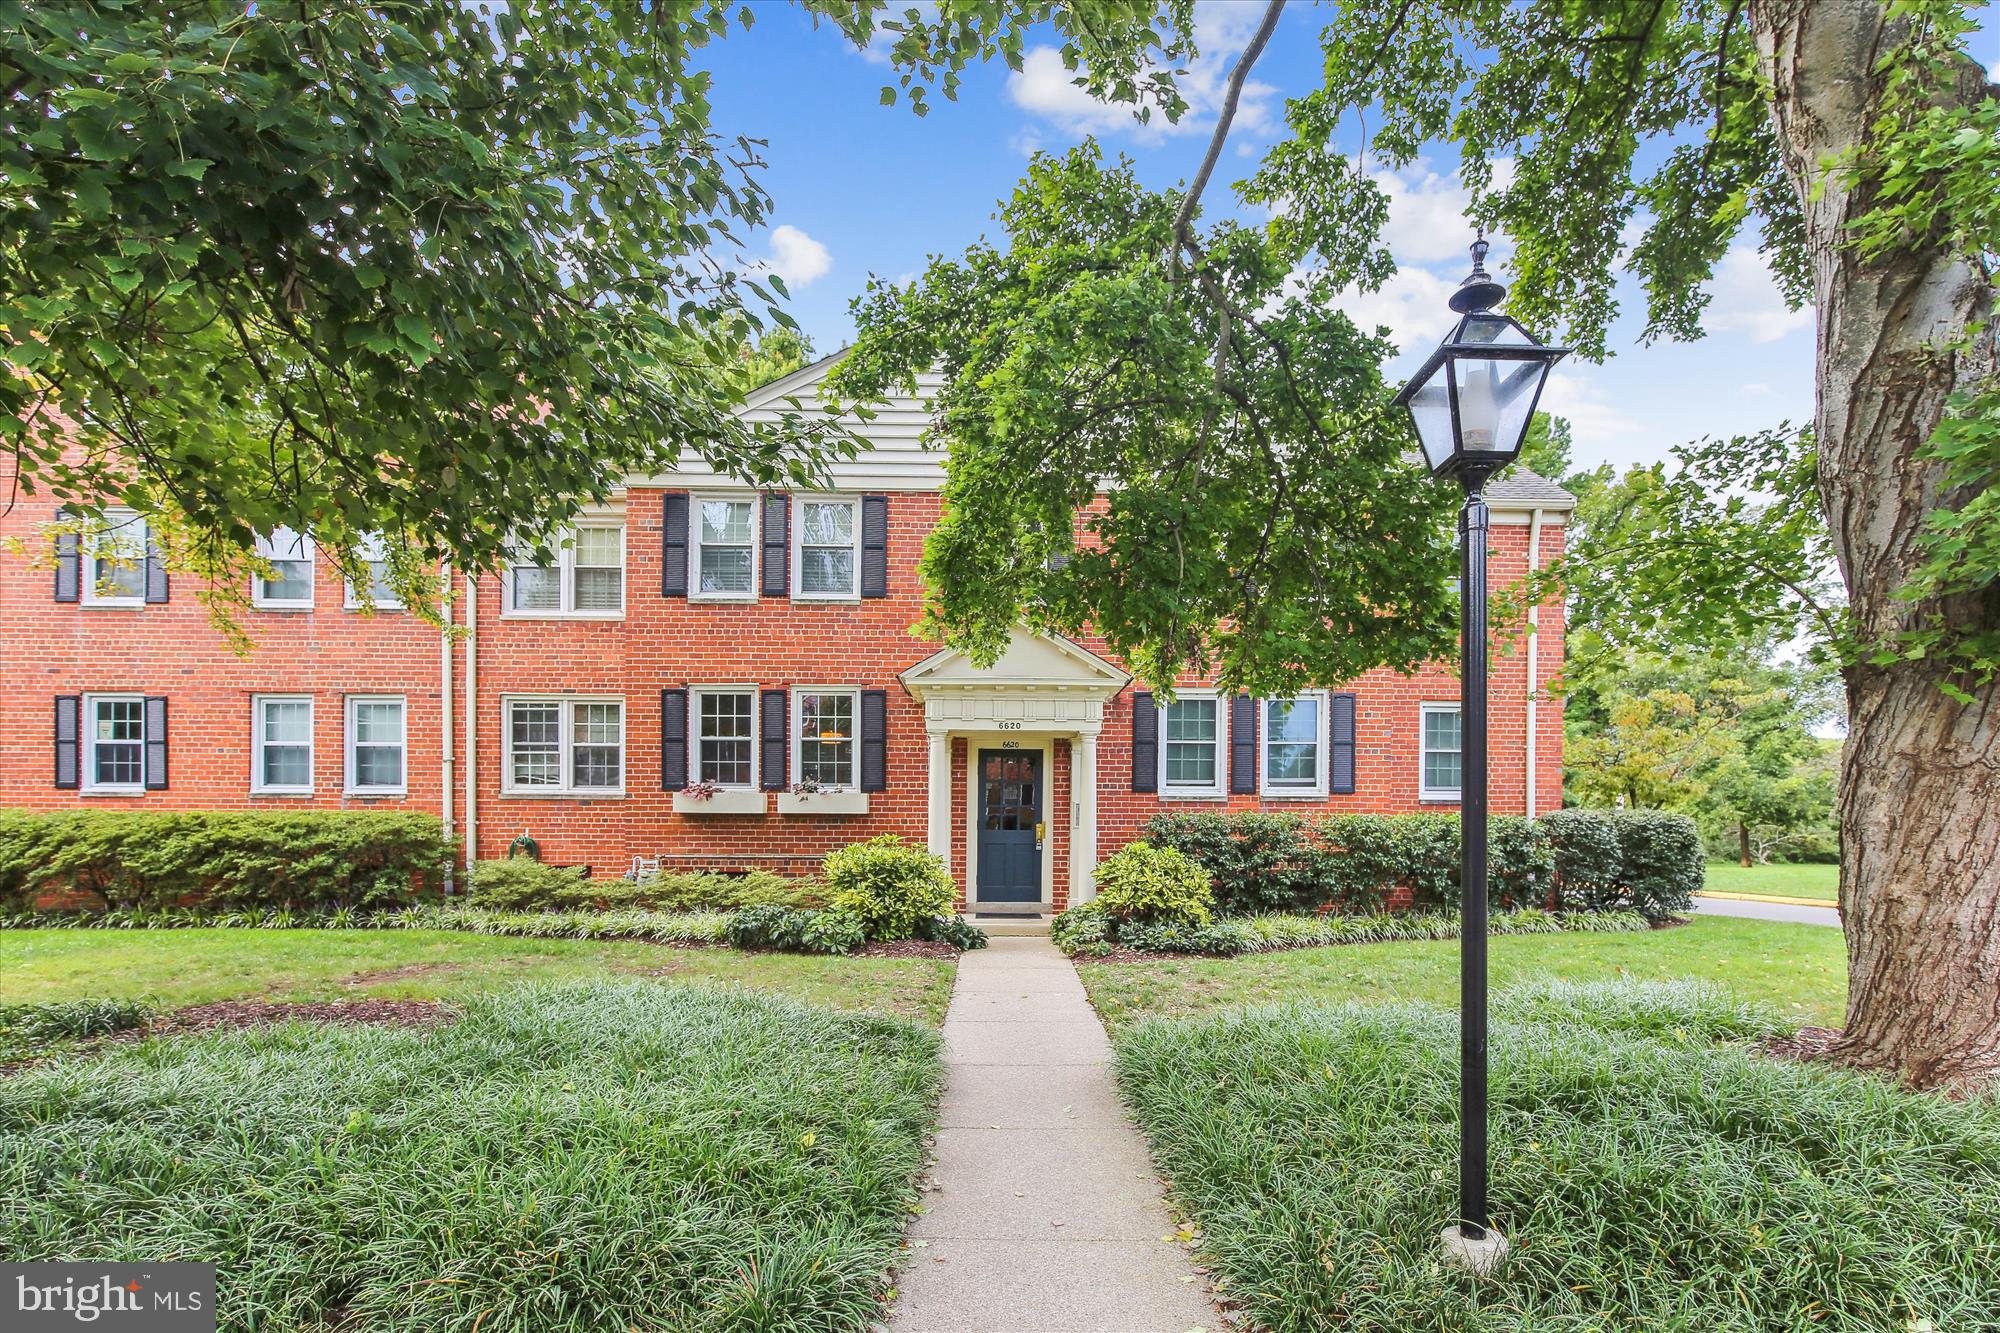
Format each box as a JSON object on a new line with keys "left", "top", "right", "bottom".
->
{"left": 1050, "top": 899, "right": 1113, "bottom": 957}
{"left": 1141, "top": 811, "right": 1311, "bottom": 914}
{"left": 1115, "top": 918, "right": 1257, "bottom": 956}
{"left": 1092, "top": 842, "right": 1216, "bottom": 926}
{"left": 725, "top": 904, "right": 866, "bottom": 955}
{"left": 1308, "top": 814, "right": 1459, "bottom": 911}
{"left": 1540, "top": 809, "right": 1626, "bottom": 911}
{"left": 0, "top": 809, "right": 454, "bottom": 913}
{"left": 465, "top": 858, "right": 589, "bottom": 910}
{"left": 821, "top": 836, "right": 955, "bottom": 940}
{"left": 912, "top": 915, "right": 990, "bottom": 950}
{"left": 640, "top": 870, "right": 823, "bottom": 913}
{"left": 1545, "top": 809, "right": 1703, "bottom": 919}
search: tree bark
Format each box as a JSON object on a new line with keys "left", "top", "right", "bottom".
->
{"left": 1738, "top": 822, "right": 1752, "bottom": 870}
{"left": 1752, "top": 0, "right": 2000, "bottom": 1092}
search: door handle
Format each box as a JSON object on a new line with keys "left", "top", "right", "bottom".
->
{"left": 1034, "top": 821, "right": 1047, "bottom": 849}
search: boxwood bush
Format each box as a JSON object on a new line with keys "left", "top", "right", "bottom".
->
{"left": 0, "top": 809, "right": 454, "bottom": 913}
{"left": 821, "top": 836, "right": 955, "bottom": 940}
{"left": 1092, "top": 841, "right": 1215, "bottom": 926}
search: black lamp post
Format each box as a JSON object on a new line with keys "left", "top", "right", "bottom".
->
{"left": 1393, "top": 234, "right": 1567, "bottom": 1272}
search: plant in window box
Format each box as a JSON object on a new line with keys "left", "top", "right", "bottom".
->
{"left": 678, "top": 780, "right": 722, "bottom": 802}
{"left": 778, "top": 775, "right": 869, "bottom": 816}
{"left": 670, "top": 778, "right": 763, "bottom": 816}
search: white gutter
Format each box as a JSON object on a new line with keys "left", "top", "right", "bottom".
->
{"left": 463, "top": 572, "right": 478, "bottom": 873}
{"left": 1524, "top": 508, "right": 1546, "bottom": 819}
{"left": 439, "top": 561, "right": 456, "bottom": 893}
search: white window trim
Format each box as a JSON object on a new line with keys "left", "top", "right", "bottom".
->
{"left": 791, "top": 686, "right": 862, "bottom": 791}
{"left": 689, "top": 493, "right": 760, "bottom": 603}
{"left": 499, "top": 694, "right": 627, "bottom": 797}
{"left": 691, "top": 685, "right": 759, "bottom": 789}
{"left": 1420, "top": 701, "right": 1464, "bottom": 803}
{"left": 344, "top": 694, "right": 407, "bottom": 796}
{"left": 1260, "top": 690, "right": 1330, "bottom": 799}
{"left": 251, "top": 694, "right": 315, "bottom": 795}
{"left": 81, "top": 508, "right": 147, "bottom": 609}
{"left": 502, "top": 522, "right": 626, "bottom": 619}
{"left": 81, "top": 692, "right": 146, "bottom": 795}
{"left": 1158, "top": 688, "right": 1227, "bottom": 800}
{"left": 252, "top": 527, "right": 317, "bottom": 611}
{"left": 343, "top": 533, "right": 404, "bottom": 611}
{"left": 790, "top": 494, "right": 862, "bottom": 601}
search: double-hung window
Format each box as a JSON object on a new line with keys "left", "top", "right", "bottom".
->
{"left": 345, "top": 696, "right": 406, "bottom": 795}
{"left": 694, "top": 689, "right": 756, "bottom": 787}
{"left": 253, "top": 695, "right": 314, "bottom": 793}
{"left": 82, "top": 508, "right": 146, "bottom": 606}
{"left": 1261, "top": 693, "right": 1329, "bottom": 797}
{"left": 506, "top": 524, "right": 625, "bottom": 615}
{"left": 253, "top": 527, "right": 316, "bottom": 609}
{"left": 1420, "top": 703, "right": 1464, "bottom": 801}
{"left": 344, "top": 533, "right": 401, "bottom": 609}
{"left": 1160, "top": 693, "right": 1224, "bottom": 797}
{"left": 84, "top": 695, "right": 145, "bottom": 793}
{"left": 693, "top": 498, "right": 756, "bottom": 598}
{"left": 793, "top": 497, "right": 860, "bottom": 599}
{"left": 794, "top": 689, "right": 859, "bottom": 789}
{"left": 504, "top": 697, "right": 625, "bottom": 795}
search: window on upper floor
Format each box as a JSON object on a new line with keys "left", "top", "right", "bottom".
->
{"left": 694, "top": 688, "right": 756, "bottom": 787}
{"left": 1160, "top": 692, "right": 1224, "bottom": 798}
{"left": 794, "top": 689, "right": 859, "bottom": 789}
{"left": 83, "top": 508, "right": 147, "bottom": 607}
{"left": 344, "top": 533, "right": 402, "bottom": 609}
{"left": 503, "top": 696, "right": 624, "bottom": 794}
{"left": 793, "top": 497, "right": 859, "bottom": 599}
{"left": 506, "top": 524, "right": 624, "bottom": 616}
{"left": 1261, "top": 692, "right": 1329, "bottom": 798}
{"left": 253, "top": 695, "right": 314, "bottom": 794}
{"left": 693, "top": 497, "right": 756, "bottom": 598}
{"left": 1421, "top": 703, "right": 1463, "bottom": 801}
{"left": 345, "top": 695, "right": 406, "bottom": 795}
{"left": 253, "top": 527, "right": 316, "bottom": 609}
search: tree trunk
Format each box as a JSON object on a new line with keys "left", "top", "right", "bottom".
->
{"left": 1753, "top": 0, "right": 2000, "bottom": 1092}
{"left": 1738, "top": 823, "right": 1752, "bottom": 870}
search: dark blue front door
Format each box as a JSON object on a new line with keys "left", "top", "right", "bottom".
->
{"left": 976, "top": 749, "right": 1043, "bottom": 902}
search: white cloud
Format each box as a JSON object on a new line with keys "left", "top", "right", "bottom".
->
{"left": 1366, "top": 158, "right": 1515, "bottom": 267}
{"left": 1328, "top": 265, "right": 1461, "bottom": 363}
{"left": 1538, "top": 369, "right": 1643, "bottom": 444}
{"left": 753, "top": 225, "right": 832, "bottom": 290}
{"left": 1704, "top": 245, "right": 1812, "bottom": 343}
{"left": 1007, "top": 0, "right": 1276, "bottom": 142}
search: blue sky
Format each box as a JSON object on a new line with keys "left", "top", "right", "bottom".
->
{"left": 698, "top": 2, "right": 1996, "bottom": 476}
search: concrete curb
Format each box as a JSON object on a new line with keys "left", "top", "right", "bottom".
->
{"left": 1699, "top": 890, "right": 1841, "bottom": 910}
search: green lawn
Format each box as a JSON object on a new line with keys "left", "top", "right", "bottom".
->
{"left": 0, "top": 927, "right": 956, "bottom": 1023}
{"left": 0, "top": 981, "right": 940, "bottom": 1332}
{"left": 1705, "top": 859, "right": 1839, "bottom": 900}
{"left": 1080, "top": 915, "right": 1848, "bottom": 1029}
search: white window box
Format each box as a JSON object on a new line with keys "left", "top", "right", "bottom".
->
{"left": 673, "top": 789, "right": 766, "bottom": 816}
{"left": 777, "top": 790, "right": 869, "bottom": 816}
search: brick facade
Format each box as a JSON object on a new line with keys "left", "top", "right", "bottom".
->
{"left": 0, "top": 470, "right": 1567, "bottom": 911}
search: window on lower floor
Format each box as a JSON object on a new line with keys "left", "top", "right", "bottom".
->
{"left": 85, "top": 695, "right": 145, "bottom": 792}
{"left": 695, "top": 689, "right": 756, "bottom": 787}
{"left": 1262, "top": 693, "right": 1327, "bottom": 796}
{"left": 254, "top": 695, "right": 314, "bottom": 793}
{"left": 1161, "top": 694, "right": 1222, "bottom": 796}
{"left": 345, "top": 695, "right": 406, "bottom": 794}
{"left": 504, "top": 697, "right": 624, "bottom": 794}
{"left": 1421, "top": 703, "right": 1463, "bottom": 800}
{"left": 794, "top": 689, "right": 858, "bottom": 789}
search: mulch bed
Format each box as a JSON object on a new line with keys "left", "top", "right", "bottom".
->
{"left": 855, "top": 939, "right": 962, "bottom": 960}
{"left": 1760, "top": 1025, "right": 1842, "bottom": 1064}
{"left": 135, "top": 999, "right": 454, "bottom": 1039}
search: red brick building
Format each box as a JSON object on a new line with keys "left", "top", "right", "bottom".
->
{"left": 0, "top": 359, "right": 1572, "bottom": 911}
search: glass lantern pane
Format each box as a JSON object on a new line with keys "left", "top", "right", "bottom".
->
{"left": 1404, "top": 364, "right": 1458, "bottom": 473}
{"left": 1449, "top": 354, "right": 1547, "bottom": 458}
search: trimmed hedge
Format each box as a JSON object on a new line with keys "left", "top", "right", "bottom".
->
{"left": 1140, "top": 809, "right": 1698, "bottom": 919}
{"left": 0, "top": 809, "right": 454, "bottom": 913}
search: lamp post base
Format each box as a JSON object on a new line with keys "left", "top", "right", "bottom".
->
{"left": 1439, "top": 1224, "right": 1511, "bottom": 1278}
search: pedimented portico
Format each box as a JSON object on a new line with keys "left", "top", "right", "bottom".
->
{"left": 899, "top": 628, "right": 1129, "bottom": 909}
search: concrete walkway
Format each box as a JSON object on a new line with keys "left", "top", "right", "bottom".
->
{"left": 888, "top": 936, "right": 1215, "bottom": 1333}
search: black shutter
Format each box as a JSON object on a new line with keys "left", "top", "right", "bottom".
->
{"left": 660, "top": 493, "right": 689, "bottom": 597}
{"left": 1329, "top": 692, "right": 1357, "bottom": 795}
{"left": 760, "top": 494, "right": 789, "bottom": 597}
{"left": 1229, "top": 694, "right": 1258, "bottom": 794}
{"left": 759, "top": 688, "right": 788, "bottom": 789}
{"left": 860, "top": 495, "right": 889, "bottom": 598}
{"left": 143, "top": 535, "right": 169, "bottom": 603}
{"left": 1130, "top": 691, "right": 1158, "bottom": 793}
{"left": 54, "top": 696, "right": 80, "bottom": 789}
{"left": 54, "top": 510, "right": 80, "bottom": 603}
{"left": 859, "top": 689, "right": 887, "bottom": 792}
{"left": 143, "top": 696, "right": 168, "bottom": 790}
{"left": 660, "top": 688, "right": 688, "bottom": 789}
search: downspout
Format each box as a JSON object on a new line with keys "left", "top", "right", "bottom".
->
{"left": 439, "top": 561, "right": 456, "bottom": 894}
{"left": 463, "top": 572, "right": 479, "bottom": 874}
{"left": 1524, "top": 509, "right": 1545, "bottom": 820}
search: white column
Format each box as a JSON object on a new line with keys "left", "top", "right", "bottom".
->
{"left": 1070, "top": 731, "right": 1099, "bottom": 904}
{"left": 926, "top": 730, "right": 952, "bottom": 862}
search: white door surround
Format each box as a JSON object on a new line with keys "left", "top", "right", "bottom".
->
{"left": 899, "top": 628, "right": 1128, "bottom": 908}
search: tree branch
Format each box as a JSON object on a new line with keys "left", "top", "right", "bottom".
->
{"left": 1170, "top": 0, "right": 1285, "bottom": 256}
